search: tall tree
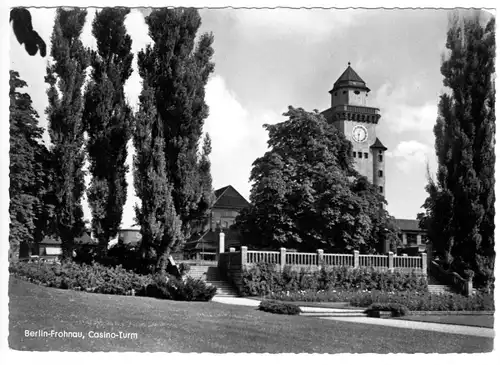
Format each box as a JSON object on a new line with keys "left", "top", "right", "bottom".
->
{"left": 45, "top": 8, "right": 89, "bottom": 259}
{"left": 138, "top": 8, "right": 215, "bottom": 242}
{"left": 420, "top": 12, "right": 495, "bottom": 288}
{"left": 83, "top": 8, "right": 133, "bottom": 252}
{"left": 9, "top": 71, "right": 48, "bottom": 260}
{"left": 133, "top": 85, "right": 182, "bottom": 272}
{"left": 236, "top": 106, "right": 395, "bottom": 253}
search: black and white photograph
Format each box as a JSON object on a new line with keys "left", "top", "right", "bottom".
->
{"left": 2, "top": 0, "right": 497, "bottom": 355}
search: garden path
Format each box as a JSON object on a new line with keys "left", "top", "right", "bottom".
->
{"left": 211, "top": 297, "right": 495, "bottom": 338}
{"left": 322, "top": 316, "right": 495, "bottom": 338}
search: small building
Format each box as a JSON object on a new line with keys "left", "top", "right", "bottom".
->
{"left": 184, "top": 185, "right": 250, "bottom": 258}
{"left": 36, "top": 231, "right": 97, "bottom": 258}
{"left": 394, "top": 218, "right": 428, "bottom": 253}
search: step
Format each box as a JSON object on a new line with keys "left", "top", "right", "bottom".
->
{"left": 300, "top": 312, "right": 368, "bottom": 317}
{"left": 300, "top": 307, "right": 366, "bottom": 314}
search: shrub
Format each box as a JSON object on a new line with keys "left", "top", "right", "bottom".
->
{"left": 258, "top": 300, "right": 301, "bottom": 315}
{"left": 366, "top": 303, "right": 409, "bottom": 317}
{"left": 140, "top": 274, "right": 217, "bottom": 301}
{"left": 242, "top": 263, "right": 428, "bottom": 296}
{"left": 10, "top": 260, "right": 152, "bottom": 295}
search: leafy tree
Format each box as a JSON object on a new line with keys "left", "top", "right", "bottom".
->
{"left": 133, "top": 85, "right": 182, "bottom": 272}
{"left": 45, "top": 8, "right": 89, "bottom": 259}
{"left": 420, "top": 12, "right": 495, "bottom": 288}
{"left": 83, "top": 8, "right": 133, "bottom": 252}
{"left": 236, "top": 106, "right": 395, "bottom": 253}
{"left": 9, "top": 70, "right": 49, "bottom": 260}
{"left": 137, "top": 8, "right": 215, "bottom": 241}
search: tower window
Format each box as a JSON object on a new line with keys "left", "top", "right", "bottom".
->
{"left": 364, "top": 152, "right": 368, "bottom": 159}
{"left": 335, "top": 92, "right": 338, "bottom": 96}
{"left": 353, "top": 151, "right": 356, "bottom": 158}
{"left": 343, "top": 91, "right": 347, "bottom": 94}
{"left": 354, "top": 90, "right": 360, "bottom": 95}
{"left": 379, "top": 186, "right": 384, "bottom": 194}
{"left": 378, "top": 170, "right": 383, "bottom": 177}
{"left": 378, "top": 151, "right": 383, "bottom": 162}
{"left": 358, "top": 152, "right": 362, "bottom": 158}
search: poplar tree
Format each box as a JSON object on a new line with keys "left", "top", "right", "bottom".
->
{"left": 83, "top": 8, "right": 133, "bottom": 252}
{"left": 9, "top": 71, "right": 47, "bottom": 260}
{"left": 420, "top": 12, "right": 495, "bottom": 288}
{"left": 45, "top": 8, "right": 89, "bottom": 259}
{"left": 137, "top": 8, "right": 215, "bottom": 241}
{"left": 133, "top": 85, "right": 182, "bottom": 272}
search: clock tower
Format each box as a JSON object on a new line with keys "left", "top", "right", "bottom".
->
{"left": 322, "top": 63, "right": 387, "bottom": 196}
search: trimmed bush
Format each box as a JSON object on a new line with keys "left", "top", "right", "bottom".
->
{"left": 366, "top": 303, "right": 409, "bottom": 317}
{"left": 258, "top": 300, "right": 301, "bottom": 315}
{"left": 242, "top": 263, "right": 427, "bottom": 296}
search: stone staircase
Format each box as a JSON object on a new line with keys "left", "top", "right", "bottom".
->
{"left": 186, "top": 265, "right": 239, "bottom": 298}
{"left": 427, "top": 284, "right": 456, "bottom": 295}
{"left": 427, "top": 275, "right": 457, "bottom": 295}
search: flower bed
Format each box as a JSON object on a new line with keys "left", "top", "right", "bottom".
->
{"left": 9, "top": 260, "right": 216, "bottom": 301}
{"left": 267, "top": 289, "right": 494, "bottom": 312}
{"left": 241, "top": 263, "right": 427, "bottom": 296}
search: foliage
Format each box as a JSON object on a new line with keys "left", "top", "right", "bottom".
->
{"left": 141, "top": 274, "right": 217, "bottom": 301}
{"left": 10, "top": 260, "right": 214, "bottom": 301}
{"left": 258, "top": 300, "right": 301, "bottom": 315}
{"left": 366, "top": 303, "right": 409, "bottom": 317}
{"left": 83, "top": 8, "right": 133, "bottom": 252}
{"left": 9, "top": 70, "right": 54, "bottom": 261}
{"left": 135, "top": 8, "right": 216, "bottom": 271}
{"left": 136, "top": 9, "right": 215, "bottom": 253}
{"left": 10, "top": 260, "right": 152, "bottom": 295}
{"left": 241, "top": 263, "right": 427, "bottom": 296}
{"left": 419, "top": 12, "right": 496, "bottom": 289}
{"left": 133, "top": 82, "right": 182, "bottom": 273}
{"left": 45, "top": 8, "right": 89, "bottom": 259}
{"left": 268, "top": 289, "right": 494, "bottom": 311}
{"left": 236, "top": 106, "right": 399, "bottom": 253}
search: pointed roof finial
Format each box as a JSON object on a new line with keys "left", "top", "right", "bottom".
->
{"left": 348, "top": 61, "right": 351, "bottom": 67}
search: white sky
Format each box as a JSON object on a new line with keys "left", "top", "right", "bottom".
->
{"left": 6, "top": 6, "right": 496, "bottom": 228}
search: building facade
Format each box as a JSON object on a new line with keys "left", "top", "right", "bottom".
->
{"left": 323, "top": 63, "right": 426, "bottom": 253}
{"left": 321, "top": 62, "right": 387, "bottom": 196}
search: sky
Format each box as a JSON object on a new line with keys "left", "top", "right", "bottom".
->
{"left": 8, "top": 7, "right": 492, "bottom": 228}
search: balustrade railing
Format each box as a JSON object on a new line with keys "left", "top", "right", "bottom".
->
{"left": 323, "top": 253, "right": 353, "bottom": 266}
{"left": 238, "top": 247, "right": 426, "bottom": 275}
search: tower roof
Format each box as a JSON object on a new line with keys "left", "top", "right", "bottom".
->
{"left": 370, "top": 137, "right": 387, "bottom": 151}
{"left": 330, "top": 62, "right": 370, "bottom": 93}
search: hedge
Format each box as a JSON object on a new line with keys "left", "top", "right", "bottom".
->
{"left": 258, "top": 300, "right": 301, "bottom": 315}
{"left": 242, "top": 263, "right": 428, "bottom": 296}
{"left": 268, "top": 289, "right": 494, "bottom": 312}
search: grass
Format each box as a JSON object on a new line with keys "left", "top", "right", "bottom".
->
{"left": 396, "top": 315, "right": 495, "bottom": 329}
{"left": 9, "top": 276, "right": 493, "bottom": 353}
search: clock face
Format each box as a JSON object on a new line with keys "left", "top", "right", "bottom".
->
{"left": 352, "top": 125, "right": 368, "bottom": 143}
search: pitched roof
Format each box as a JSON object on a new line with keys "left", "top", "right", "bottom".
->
{"left": 370, "top": 137, "right": 388, "bottom": 151}
{"left": 213, "top": 185, "right": 250, "bottom": 210}
{"left": 394, "top": 219, "right": 425, "bottom": 232}
{"left": 331, "top": 64, "right": 370, "bottom": 92}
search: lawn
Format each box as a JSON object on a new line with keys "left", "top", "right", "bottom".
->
{"left": 396, "top": 315, "right": 495, "bottom": 328}
{"left": 9, "top": 276, "right": 493, "bottom": 353}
